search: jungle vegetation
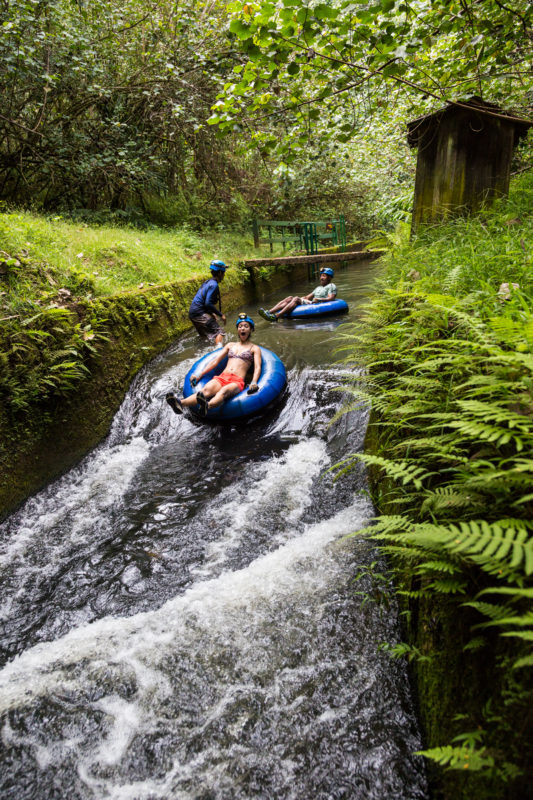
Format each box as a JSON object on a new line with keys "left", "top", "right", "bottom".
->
{"left": 0, "top": 0, "right": 415, "bottom": 231}
{"left": 1, "top": 1, "right": 533, "bottom": 797}
{"left": 337, "top": 171, "right": 533, "bottom": 797}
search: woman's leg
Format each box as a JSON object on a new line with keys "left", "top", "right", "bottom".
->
{"left": 181, "top": 377, "right": 221, "bottom": 408}
{"left": 207, "top": 382, "right": 241, "bottom": 409}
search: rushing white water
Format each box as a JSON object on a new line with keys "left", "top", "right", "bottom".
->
{"left": 192, "top": 438, "right": 329, "bottom": 578}
{"left": 0, "top": 499, "right": 370, "bottom": 709}
{"left": 0, "top": 269, "right": 428, "bottom": 799}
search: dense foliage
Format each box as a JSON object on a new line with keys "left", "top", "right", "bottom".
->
{"left": 0, "top": 2, "right": 491, "bottom": 233}
{"left": 216, "top": 0, "right": 532, "bottom": 155}
{"left": 0, "top": 0, "right": 273, "bottom": 224}
{"left": 337, "top": 172, "right": 533, "bottom": 794}
{"left": 0, "top": 0, "right": 411, "bottom": 231}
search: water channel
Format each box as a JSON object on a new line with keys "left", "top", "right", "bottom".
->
{"left": 0, "top": 261, "right": 428, "bottom": 799}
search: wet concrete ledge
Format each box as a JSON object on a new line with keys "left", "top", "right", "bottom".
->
{"left": 244, "top": 249, "right": 385, "bottom": 268}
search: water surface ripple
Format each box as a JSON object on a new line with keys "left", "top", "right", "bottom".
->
{"left": 0, "top": 263, "right": 427, "bottom": 799}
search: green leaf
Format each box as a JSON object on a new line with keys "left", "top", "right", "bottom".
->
{"left": 313, "top": 4, "right": 338, "bottom": 20}
{"left": 229, "top": 20, "right": 254, "bottom": 40}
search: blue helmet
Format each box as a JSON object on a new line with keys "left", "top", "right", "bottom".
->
{"left": 320, "top": 267, "right": 334, "bottom": 277}
{"left": 210, "top": 260, "right": 227, "bottom": 272}
{"left": 236, "top": 313, "right": 255, "bottom": 330}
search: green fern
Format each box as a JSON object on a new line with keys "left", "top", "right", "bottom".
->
{"left": 416, "top": 744, "right": 495, "bottom": 771}
{"left": 414, "top": 559, "right": 462, "bottom": 575}
{"left": 339, "top": 453, "right": 430, "bottom": 489}
{"left": 337, "top": 243, "right": 533, "bottom": 786}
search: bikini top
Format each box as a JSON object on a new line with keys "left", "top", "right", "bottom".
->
{"left": 227, "top": 347, "right": 254, "bottom": 364}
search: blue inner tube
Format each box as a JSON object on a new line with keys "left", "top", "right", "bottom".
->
{"left": 287, "top": 298, "right": 349, "bottom": 318}
{"left": 183, "top": 345, "right": 286, "bottom": 422}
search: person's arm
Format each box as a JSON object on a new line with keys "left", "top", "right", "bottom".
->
{"left": 303, "top": 292, "right": 314, "bottom": 301}
{"left": 248, "top": 346, "right": 262, "bottom": 393}
{"left": 191, "top": 345, "right": 229, "bottom": 383}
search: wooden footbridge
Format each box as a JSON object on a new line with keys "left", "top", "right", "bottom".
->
{"left": 244, "top": 215, "right": 384, "bottom": 278}
{"left": 246, "top": 217, "right": 384, "bottom": 276}
{"left": 244, "top": 247, "right": 380, "bottom": 269}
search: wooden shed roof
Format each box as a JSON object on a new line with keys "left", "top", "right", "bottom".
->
{"left": 407, "top": 96, "right": 533, "bottom": 148}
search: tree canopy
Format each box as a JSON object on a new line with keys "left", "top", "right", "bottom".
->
{"left": 0, "top": 0, "right": 258, "bottom": 221}
{"left": 0, "top": 0, "right": 531, "bottom": 228}
{"left": 211, "top": 0, "right": 532, "bottom": 161}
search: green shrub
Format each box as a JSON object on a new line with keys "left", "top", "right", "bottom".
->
{"left": 336, "top": 172, "right": 533, "bottom": 795}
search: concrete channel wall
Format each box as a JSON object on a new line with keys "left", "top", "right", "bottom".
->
{"left": 0, "top": 253, "right": 378, "bottom": 519}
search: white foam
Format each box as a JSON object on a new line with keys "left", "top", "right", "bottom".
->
{"left": 0, "top": 496, "right": 372, "bottom": 713}
{"left": 109, "top": 350, "right": 211, "bottom": 444}
{"left": 195, "top": 438, "right": 329, "bottom": 576}
{"left": 0, "top": 437, "right": 150, "bottom": 568}
{"left": 92, "top": 695, "right": 142, "bottom": 766}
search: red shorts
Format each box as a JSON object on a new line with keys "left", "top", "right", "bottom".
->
{"left": 212, "top": 372, "right": 245, "bottom": 392}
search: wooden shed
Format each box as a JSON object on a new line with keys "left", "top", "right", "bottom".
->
{"left": 407, "top": 97, "right": 532, "bottom": 230}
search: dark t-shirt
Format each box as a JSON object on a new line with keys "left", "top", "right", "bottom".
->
{"left": 189, "top": 278, "right": 221, "bottom": 318}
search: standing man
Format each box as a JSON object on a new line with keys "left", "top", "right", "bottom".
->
{"left": 188, "top": 261, "right": 227, "bottom": 346}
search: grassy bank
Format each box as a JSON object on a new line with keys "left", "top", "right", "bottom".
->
{"left": 338, "top": 172, "right": 533, "bottom": 799}
{"left": 0, "top": 209, "right": 265, "bottom": 308}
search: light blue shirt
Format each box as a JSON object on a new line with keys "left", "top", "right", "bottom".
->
{"left": 312, "top": 282, "right": 337, "bottom": 300}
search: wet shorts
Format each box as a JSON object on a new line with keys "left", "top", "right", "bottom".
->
{"left": 189, "top": 313, "right": 224, "bottom": 342}
{"left": 212, "top": 372, "right": 245, "bottom": 392}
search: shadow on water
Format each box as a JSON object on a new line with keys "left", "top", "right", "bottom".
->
{"left": 0, "top": 260, "right": 428, "bottom": 799}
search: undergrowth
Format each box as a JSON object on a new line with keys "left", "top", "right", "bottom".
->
{"left": 337, "top": 171, "right": 533, "bottom": 796}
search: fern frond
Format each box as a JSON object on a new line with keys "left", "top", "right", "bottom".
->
{"left": 461, "top": 379, "right": 529, "bottom": 398}
{"left": 464, "top": 601, "right": 511, "bottom": 621}
{"left": 427, "top": 578, "right": 467, "bottom": 594}
{"left": 501, "top": 631, "right": 533, "bottom": 642}
{"left": 415, "top": 560, "right": 461, "bottom": 575}
{"left": 350, "top": 453, "right": 430, "bottom": 489}
{"left": 480, "top": 612, "right": 533, "bottom": 629}
{"left": 416, "top": 744, "right": 494, "bottom": 771}
{"left": 457, "top": 400, "right": 533, "bottom": 432}
{"left": 377, "top": 544, "right": 439, "bottom": 562}
{"left": 461, "top": 467, "right": 533, "bottom": 494}
{"left": 477, "top": 587, "right": 533, "bottom": 600}
{"left": 387, "top": 520, "right": 533, "bottom": 576}
{"left": 514, "top": 493, "right": 533, "bottom": 506}
{"left": 390, "top": 400, "right": 440, "bottom": 416}
{"left": 446, "top": 419, "right": 526, "bottom": 451}
{"left": 394, "top": 435, "right": 466, "bottom": 456}
{"left": 511, "top": 654, "right": 533, "bottom": 669}
{"left": 396, "top": 375, "right": 443, "bottom": 389}
{"left": 397, "top": 588, "right": 432, "bottom": 599}
{"left": 354, "top": 515, "right": 411, "bottom": 536}
{"left": 421, "top": 488, "right": 483, "bottom": 514}
{"left": 489, "top": 316, "right": 533, "bottom": 349}
{"left": 463, "top": 636, "right": 488, "bottom": 652}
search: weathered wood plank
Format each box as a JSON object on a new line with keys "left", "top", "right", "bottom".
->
{"left": 407, "top": 98, "right": 532, "bottom": 229}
